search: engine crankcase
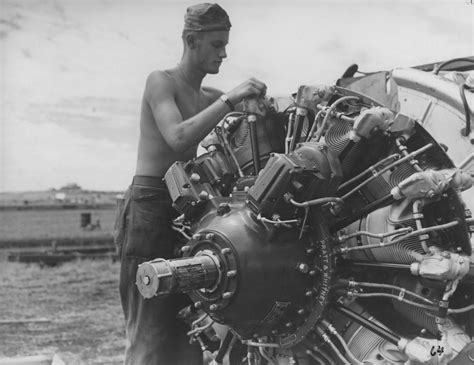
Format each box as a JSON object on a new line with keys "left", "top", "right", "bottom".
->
{"left": 138, "top": 196, "right": 335, "bottom": 347}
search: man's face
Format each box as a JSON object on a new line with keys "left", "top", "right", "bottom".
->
{"left": 194, "top": 31, "right": 229, "bottom": 74}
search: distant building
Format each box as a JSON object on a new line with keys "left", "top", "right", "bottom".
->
{"left": 59, "top": 183, "right": 82, "bottom": 192}
{"left": 55, "top": 192, "right": 66, "bottom": 201}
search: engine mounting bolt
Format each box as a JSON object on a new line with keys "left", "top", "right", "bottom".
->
{"left": 190, "top": 173, "right": 201, "bottom": 183}
{"left": 296, "top": 262, "right": 309, "bottom": 274}
{"left": 181, "top": 246, "right": 191, "bottom": 253}
{"left": 420, "top": 328, "right": 427, "bottom": 335}
{"left": 222, "top": 292, "right": 232, "bottom": 299}
{"left": 306, "top": 248, "right": 315, "bottom": 255}
{"left": 309, "top": 270, "right": 317, "bottom": 276}
{"left": 205, "top": 233, "right": 215, "bottom": 241}
{"left": 305, "top": 290, "right": 313, "bottom": 297}
{"left": 143, "top": 275, "right": 151, "bottom": 285}
{"left": 199, "top": 191, "right": 209, "bottom": 200}
{"left": 209, "top": 304, "right": 219, "bottom": 311}
{"left": 221, "top": 248, "right": 231, "bottom": 255}
{"left": 194, "top": 301, "right": 202, "bottom": 309}
{"left": 285, "top": 322, "right": 293, "bottom": 328}
{"left": 226, "top": 270, "right": 237, "bottom": 277}
{"left": 297, "top": 309, "right": 305, "bottom": 315}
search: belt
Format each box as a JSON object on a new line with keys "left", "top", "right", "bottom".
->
{"left": 132, "top": 175, "right": 167, "bottom": 189}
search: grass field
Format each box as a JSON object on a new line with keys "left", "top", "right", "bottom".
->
{"left": 0, "top": 208, "right": 116, "bottom": 242}
{"left": 0, "top": 259, "right": 125, "bottom": 364}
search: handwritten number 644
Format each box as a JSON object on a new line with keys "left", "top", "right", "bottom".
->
{"left": 430, "top": 346, "right": 444, "bottom": 356}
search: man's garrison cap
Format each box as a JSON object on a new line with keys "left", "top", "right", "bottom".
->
{"left": 184, "top": 3, "right": 231, "bottom": 32}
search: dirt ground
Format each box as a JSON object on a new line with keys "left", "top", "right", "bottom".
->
{"left": 0, "top": 259, "right": 125, "bottom": 364}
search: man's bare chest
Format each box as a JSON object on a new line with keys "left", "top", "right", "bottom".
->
{"left": 175, "top": 88, "right": 212, "bottom": 120}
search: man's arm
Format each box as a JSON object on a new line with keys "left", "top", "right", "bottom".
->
{"left": 145, "top": 71, "right": 266, "bottom": 153}
{"left": 203, "top": 86, "right": 244, "bottom": 112}
{"left": 145, "top": 71, "right": 233, "bottom": 153}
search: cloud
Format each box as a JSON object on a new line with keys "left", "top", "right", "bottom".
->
{"left": 1, "top": 0, "right": 472, "bottom": 191}
{"left": 2, "top": 118, "right": 136, "bottom": 191}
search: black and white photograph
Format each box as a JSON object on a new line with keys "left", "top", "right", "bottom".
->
{"left": 1, "top": 0, "right": 473, "bottom": 364}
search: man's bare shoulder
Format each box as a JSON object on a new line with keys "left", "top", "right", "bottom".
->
{"left": 144, "top": 70, "right": 177, "bottom": 101}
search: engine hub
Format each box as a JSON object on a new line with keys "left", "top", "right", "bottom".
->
{"left": 137, "top": 197, "right": 335, "bottom": 346}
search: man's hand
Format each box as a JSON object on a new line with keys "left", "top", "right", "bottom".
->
{"left": 226, "top": 78, "right": 267, "bottom": 105}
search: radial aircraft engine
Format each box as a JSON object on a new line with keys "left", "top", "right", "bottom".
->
{"left": 136, "top": 60, "right": 474, "bottom": 365}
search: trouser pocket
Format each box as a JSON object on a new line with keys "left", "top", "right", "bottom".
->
{"left": 114, "top": 189, "right": 130, "bottom": 258}
{"left": 123, "top": 186, "right": 178, "bottom": 260}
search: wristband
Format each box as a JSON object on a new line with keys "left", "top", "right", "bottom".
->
{"left": 219, "top": 94, "right": 235, "bottom": 111}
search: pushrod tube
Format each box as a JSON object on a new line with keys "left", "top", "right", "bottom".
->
{"left": 331, "top": 304, "right": 401, "bottom": 345}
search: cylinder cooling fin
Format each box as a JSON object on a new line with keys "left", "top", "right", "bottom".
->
{"left": 136, "top": 74, "right": 474, "bottom": 364}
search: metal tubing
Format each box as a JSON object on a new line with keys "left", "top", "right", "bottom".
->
{"left": 257, "top": 214, "right": 299, "bottom": 225}
{"left": 338, "top": 226, "right": 412, "bottom": 242}
{"left": 349, "top": 293, "right": 438, "bottom": 311}
{"left": 321, "top": 320, "right": 364, "bottom": 365}
{"left": 331, "top": 194, "right": 394, "bottom": 232}
{"left": 395, "top": 138, "right": 423, "bottom": 172}
{"left": 332, "top": 304, "right": 401, "bottom": 345}
{"left": 338, "top": 153, "right": 400, "bottom": 191}
{"left": 243, "top": 340, "right": 281, "bottom": 348}
{"left": 305, "top": 349, "right": 325, "bottom": 364}
{"left": 412, "top": 200, "right": 429, "bottom": 253}
{"left": 339, "top": 279, "right": 435, "bottom": 304}
{"left": 306, "top": 110, "right": 324, "bottom": 142}
{"left": 350, "top": 261, "right": 411, "bottom": 270}
{"left": 449, "top": 304, "right": 474, "bottom": 314}
{"left": 314, "top": 96, "right": 360, "bottom": 142}
{"left": 215, "top": 126, "right": 244, "bottom": 177}
{"left": 339, "top": 220, "right": 459, "bottom": 253}
{"left": 289, "top": 197, "right": 344, "bottom": 209}
{"left": 285, "top": 112, "right": 295, "bottom": 154}
{"left": 247, "top": 115, "right": 260, "bottom": 175}
{"left": 290, "top": 109, "right": 306, "bottom": 151}
{"left": 459, "top": 83, "right": 471, "bottom": 136}
{"left": 341, "top": 143, "right": 433, "bottom": 200}
{"left": 214, "top": 330, "right": 234, "bottom": 364}
{"left": 315, "top": 326, "right": 351, "bottom": 365}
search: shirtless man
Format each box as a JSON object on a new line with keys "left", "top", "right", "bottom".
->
{"left": 115, "top": 3, "right": 266, "bottom": 364}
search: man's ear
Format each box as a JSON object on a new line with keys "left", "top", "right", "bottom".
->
{"left": 185, "top": 32, "right": 198, "bottom": 49}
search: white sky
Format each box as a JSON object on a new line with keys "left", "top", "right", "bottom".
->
{"left": 0, "top": 0, "right": 473, "bottom": 192}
